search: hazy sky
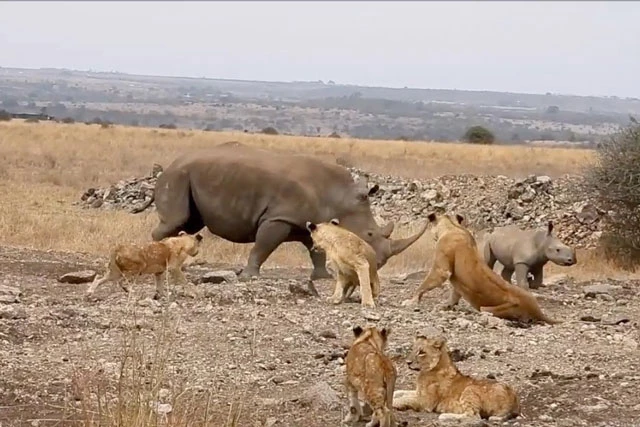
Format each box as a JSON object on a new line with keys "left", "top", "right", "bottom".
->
{"left": 1, "top": 1, "right": 639, "bottom": 98}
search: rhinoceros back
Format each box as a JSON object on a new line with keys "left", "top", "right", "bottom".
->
{"left": 155, "top": 143, "right": 361, "bottom": 243}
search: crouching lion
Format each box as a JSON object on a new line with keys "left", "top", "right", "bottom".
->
{"left": 402, "top": 212, "right": 560, "bottom": 325}
{"left": 306, "top": 219, "right": 381, "bottom": 308}
{"left": 86, "top": 231, "right": 204, "bottom": 300}
{"left": 344, "top": 325, "right": 399, "bottom": 427}
{"left": 393, "top": 334, "right": 521, "bottom": 421}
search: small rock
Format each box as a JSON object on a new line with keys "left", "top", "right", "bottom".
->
{"left": 0, "top": 285, "right": 21, "bottom": 304}
{"left": 319, "top": 330, "right": 337, "bottom": 339}
{"left": 264, "top": 417, "right": 277, "bottom": 427}
{"left": 583, "top": 283, "right": 619, "bottom": 298}
{"left": 297, "top": 381, "right": 340, "bottom": 410}
{"left": 152, "top": 402, "right": 172, "bottom": 416}
{"left": 199, "top": 270, "right": 238, "bottom": 284}
{"left": 58, "top": 270, "right": 97, "bottom": 284}
{"left": 538, "top": 414, "right": 553, "bottom": 421}
{"left": 0, "top": 305, "right": 27, "bottom": 319}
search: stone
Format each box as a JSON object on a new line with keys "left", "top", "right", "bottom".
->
{"left": 0, "top": 285, "right": 21, "bottom": 304}
{"left": 0, "top": 305, "right": 27, "bottom": 319}
{"left": 199, "top": 270, "right": 238, "bottom": 284}
{"left": 583, "top": 283, "right": 619, "bottom": 298}
{"left": 297, "top": 381, "right": 340, "bottom": 410}
{"left": 58, "top": 270, "right": 97, "bottom": 284}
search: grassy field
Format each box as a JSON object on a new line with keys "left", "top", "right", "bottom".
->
{"left": 0, "top": 119, "right": 624, "bottom": 279}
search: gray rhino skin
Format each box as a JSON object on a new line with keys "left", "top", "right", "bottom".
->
{"left": 482, "top": 221, "right": 577, "bottom": 289}
{"left": 133, "top": 141, "right": 428, "bottom": 279}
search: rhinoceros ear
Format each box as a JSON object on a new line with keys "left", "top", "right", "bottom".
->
{"left": 547, "top": 221, "right": 554, "bottom": 235}
{"left": 330, "top": 218, "right": 340, "bottom": 226}
{"left": 306, "top": 221, "right": 317, "bottom": 232}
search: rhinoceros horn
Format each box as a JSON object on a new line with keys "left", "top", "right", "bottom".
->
{"left": 390, "top": 221, "right": 429, "bottom": 256}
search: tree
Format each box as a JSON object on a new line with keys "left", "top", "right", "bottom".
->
{"left": 261, "top": 126, "right": 278, "bottom": 135}
{"left": 463, "top": 126, "right": 495, "bottom": 145}
{"left": 584, "top": 119, "right": 640, "bottom": 269}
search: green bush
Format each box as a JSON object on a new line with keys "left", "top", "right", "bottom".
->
{"left": 463, "top": 126, "right": 495, "bottom": 145}
{"left": 584, "top": 119, "right": 640, "bottom": 269}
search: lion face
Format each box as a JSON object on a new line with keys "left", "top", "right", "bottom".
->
{"left": 407, "top": 335, "right": 445, "bottom": 372}
{"left": 178, "top": 231, "right": 204, "bottom": 256}
{"left": 426, "top": 212, "right": 465, "bottom": 241}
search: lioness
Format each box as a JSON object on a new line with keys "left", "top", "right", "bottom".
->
{"left": 306, "top": 219, "right": 380, "bottom": 308}
{"left": 344, "top": 325, "right": 398, "bottom": 427}
{"left": 86, "top": 231, "right": 204, "bottom": 300}
{"left": 402, "top": 212, "right": 560, "bottom": 325}
{"left": 393, "top": 334, "right": 521, "bottom": 421}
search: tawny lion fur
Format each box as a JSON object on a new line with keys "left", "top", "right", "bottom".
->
{"left": 86, "top": 231, "right": 204, "bottom": 299}
{"left": 344, "top": 325, "right": 398, "bottom": 427}
{"left": 402, "top": 212, "right": 560, "bottom": 325}
{"left": 306, "top": 219, "right": 381, "bottom": 308}
{"left": 393, "top": 335, "right": 521, "bottom": 420}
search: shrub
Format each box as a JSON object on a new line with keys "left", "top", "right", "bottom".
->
{"left": 61, "top": 117, "right": 75, "bottom": 124}
{"left": 159, "top": 123, "right": 177, "bottom": 130}
{"left": 0, "top": 110, "right": 12, "bottom": 121}
{"left": 463, "top": 126, "right": 495, "bottom": 145}
{"left": 584, "top": 119, "right": 640, "bottom": 269}
{"left": 328, "top": 131, "right": 341, "bottom": 138}
{"left": 261, "top": 126, "right": 278, "bottom": 135}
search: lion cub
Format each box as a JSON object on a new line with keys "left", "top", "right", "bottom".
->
{"left": 86, "top": 231, "right": 204, "bottom": 300}
{"left": 344, "top": 325, "right": 398, "bottom": 427}
{"left": 306, "top": 219, "right": 381, "bottom": 308}
{"left": 393, "top": 334, "right": 520, "bottom": 421}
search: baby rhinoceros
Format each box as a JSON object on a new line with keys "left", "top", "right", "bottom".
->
{"left": 482, "top": 221, "right": 576, "bottom": 290}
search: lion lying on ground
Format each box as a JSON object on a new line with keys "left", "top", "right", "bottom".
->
{"left": 402, "top": 212, "right": 560, "bottom": 325}
{"left": 306, "top": 219, "right": 381, "bottom": 308}
{"left": 344, "top": 325, "right": 399, "bottom": 427}
{"left": 86, "top": 231, "right": 204, "bottom": 300}
{"left": 393, "top": 334, "right": 521, "bottom": 421}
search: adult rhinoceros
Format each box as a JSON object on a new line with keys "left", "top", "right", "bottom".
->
{"left": 132, "top": 142, "right": 428, "bottom": 279}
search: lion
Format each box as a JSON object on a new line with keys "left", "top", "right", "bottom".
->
{"left": 86, "top": 231, "right": 204, "bottom": 300}
{"left": 402, "top": 212, "right": 560, "bottom": 325}
{"left": 344, "top": 325, "right": 398, "bottom": 427}
{"left": 393, "top": 334, "right": 521, "bottom": 421}
{"left": 306, "top": 219, "right": 380, "bottom": 308}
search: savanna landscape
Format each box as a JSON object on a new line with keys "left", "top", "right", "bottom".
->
{"left": 1, "top": 117, "right": 639, "bottom": 427}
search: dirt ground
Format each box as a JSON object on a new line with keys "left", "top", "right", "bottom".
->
{"left": 1, "top": 244, "right": 639, "bottom": 427}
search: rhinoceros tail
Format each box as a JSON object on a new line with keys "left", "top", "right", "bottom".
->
{"left": 130, "top": 192, "right": 155, "bottom": 214}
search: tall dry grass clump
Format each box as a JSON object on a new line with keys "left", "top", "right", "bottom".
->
{"left": 63, "top": 293, "right": 240, "bottom": 426}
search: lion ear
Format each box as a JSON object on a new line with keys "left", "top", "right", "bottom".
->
{"left": 427, "top": 213, "right": 437, "bottom": 223}
{"left": 433, "top": 337, "right": 446, "bottom": 348}
{"left": 178, "top": 231, "right": 187, "bottom": 236}
{"left": 455, "top": 214, "right": 464, "bottom": 225}
{"left": 352, "top": 326, "right": 363, "bottom": 337}
{"left": 380, "top": 327, "right": 390, "bottom": 340}
{"left": 306, "top": 221, "right": 317, "bottom": 232}
{"left": 330, "top": 218, "right": 340, "bottom": 226}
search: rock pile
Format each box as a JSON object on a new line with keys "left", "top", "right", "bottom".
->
{"left": 76, "top": 163, "right": 605, "bottom": 249}
{"left": 76, "top": 163, "right": 163, "bottom": 212}
{"left": 349, "top": 168, "right": 604, "bottom": 249}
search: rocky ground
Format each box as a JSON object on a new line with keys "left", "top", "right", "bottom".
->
{"left": 1, "top": 244, "right": 639, "bottom": 427}
{"left": 76, "top": 165, "right": 603, "bottom": 249}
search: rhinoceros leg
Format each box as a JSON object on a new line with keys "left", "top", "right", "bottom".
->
{"left": 514, "top": 263, "right": 531, "bottom": 289}
{"left": 529, "top": 264, "right": 543, "bottom": 289}
{"left": 301, "top": 238, "right": 333, "bottom": 280}
{"left": 240, "top": 220, "right": 293, "bottom": 278}
{"left": 500, "top": 267, "right": 514, "bottom": 285}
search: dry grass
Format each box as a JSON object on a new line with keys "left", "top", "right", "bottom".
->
{"left": 0, "top": 119, "right": 629, "bottom": 280}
